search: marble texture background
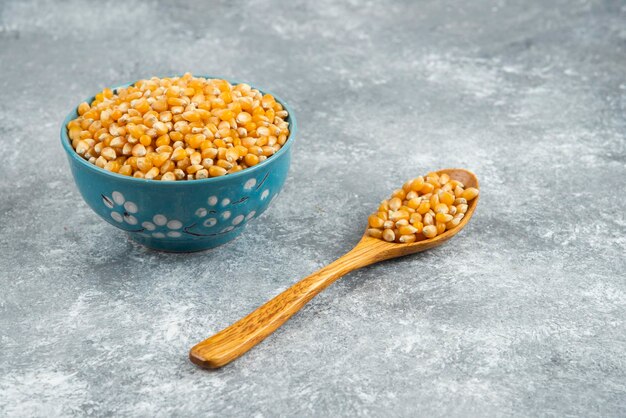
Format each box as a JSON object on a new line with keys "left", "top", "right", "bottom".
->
{"left": 1, "top": 0, "right": 625, "bottom": 416}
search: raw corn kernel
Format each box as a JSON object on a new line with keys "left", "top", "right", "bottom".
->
{"left": 366, "top": 172, "right": 478, "bottom": 243}
{"left": 67, "top": 74, "right": 290, "bottom": 181}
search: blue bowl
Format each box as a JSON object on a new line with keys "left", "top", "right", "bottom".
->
{"left": 60, "top": 76, "right": 296, "bottom": 252}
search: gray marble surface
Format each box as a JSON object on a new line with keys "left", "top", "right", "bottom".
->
{"left": 1, "top": 0, "right": 625, "bottom": 416}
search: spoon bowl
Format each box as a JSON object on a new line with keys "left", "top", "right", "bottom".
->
{"left": 190, "top": 168, "right": 479, "bottom": 368}
{"left": 358, "top": 168, "right": 479, "bottom": 262}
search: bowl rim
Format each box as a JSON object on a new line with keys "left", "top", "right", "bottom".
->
{"left": 60, "top": 75, "right": 297, "bottom": 187}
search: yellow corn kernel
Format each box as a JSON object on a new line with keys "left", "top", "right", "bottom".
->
{"left": 434, "top": 203, "right": 449, "bottom": 214}
{"left": 261, "top": 146, "right": 275, "bottom": 157}
{"left": 145, "top": 167, "right": 160, "bottom": 180}
{"left": 436, "top": 222, "right": 446, "bottom": 234}
{"left": 244, "top": 153, "right": 259, "bottom": 166}
{"left": 153, "top": 121, "right": 168, "bottom": 136}
{"left": 103, "top": 161, "right": 120, "bottom": 172}
{"left": 435, "top": 213, "right": 453, "bottom": 223}
{"left": 409, "top": 212, "right": 422, "bottom": 224}
{"left": 368, "top": 215, "right": 385, "bottom": 228}
{"left": 237, "top": 112, "right": 252, "bottom": 124}
{"left": 167, "top": 97, "right": 186, "bottom": 106}
{"left": 209, "top": 166, "right": 227, "bottom": 177}
{"left": 405, "top": 197, "right": 420, "bottom": 209}
{"left": 139, "top": 134, "right": 152, "bottom": 147}
{"left": 420, "top": 182, "right": 435, "bottom": 194}
{"left": 462, "top": 187, "right": 479, "bottom": 201}
{"left": 161, "top": 172, "right": 176, "bottom": 181}
{"left": 390, "top": 210, "right": 410, "bottom": 221}
{"left": 218, "top": 109, "right": 234, "bottom": 121}
{"left": 422, "top": 225, "right": 437, "bottom": 238}
{"left": 417, "top": 201, "right": 430, "bottom": 215}
{"left": 391, "top": 189, "right": 406, "bottom": 200}
{"left": 408, "top": 176, "right": 423, "bottom": 192}
{"left": 201, "top": 158, "right": 214, "bottom": 169}
{"left": 151, "top": 152, "right": 170, "bottom": 167}
{"left": 202, "top": 148, "right": 219, "bottom": 160}
{"left": 190, "top": 151, "right": 202, "bottom": 166}
{"left": 132, "top": 144, "right": 147, "bottom": 157}
{"left": 151, "top": 100, "right": 168, "bottom": 112}
{"left": 398, "top": 225, "right": 418, "bottom": 235}
{"left": 75, "top": 140, "right": 89, "bottom": 155}
{"left": 156, "top": 145, "right": 173, "bottom": 154}
{"left": 187, "top": 134, "right": 205, "bottom": 149}
{"left": 261, "top": 94, "right": 275, "bottom": 109}
{"left": 134, "top": 99, "right": 151, "bottom": 114}
{"left": 182, "top": 111, "right": 201, "bottom": 122}
{"left": 367, "top": 228, "right": 383, "bottom": 239}
{"left": 136, "top": 157, "right": 153, "bottom": 173}
{"left": 412, "top": 221, "right": 424, "bottom": 233}
{"left": 169, "top": 131, "right": 184, "bottom": 142}
{"left": 429, "top": 193, "right": 439, "bottom": 208}
{"left": 125, "top": 156, "right": 138, "bottom": 169}
{"left": 176, "top": 157, "right": 191, "bottom": 170}
{"left": 118, "top": 165, "right": 132, "bottom": 176}
{"left": 195, "top": 169, "right": 209, "bottom": 179}
{"left": 402, "top": 181, "right": 413, "bottom": 192}
{"left": 77, "top": 102, "right": 90, "bottom": 115}
{"left": 109, "top": 136, "right": 126, "bottom": 148}
{"left": 160, "top": 160, "right": 174, "bottom": 174}
{"left": 100, "top": 147, "right": 116, "bottom": 160}
{"left": 446, "top": 217, "right": 461, "bottom": 229}
{"left": 170, "top": 147, "right": 187, "bottom": 161}
{"left": 216, "top": 159, "right": 234, "bottom": 170}
{"left": 234, "top": 145, "right": 248, "bottom": 157}
{"left": 454, "top": 197, "right": 467, "bottom": 205}
{"left": 398, "top": 234, "right": 416, "bottom": 243}
{"left": 186, "top": 164, "right": 204, "bottom": 174}
{"left": 440, "top": 191, "right": 455, "bottom": 206}
{"left": 225, "top": 148, "right": 239, "bottom": 162}
{"left": 173, "top": 168, "right": 185, "bottom": 180}
{"left": 389, "top": 197, "right": 402, "bottom": 211}
{"left": 395, "top": 219, "right": 409, "bottom": 227}
{"left": 382, "top": 229, "right": 395, "bottom": 242}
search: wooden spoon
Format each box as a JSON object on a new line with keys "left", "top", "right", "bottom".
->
{"left": 190, "top": 168, "right": 479, "bottom": 369}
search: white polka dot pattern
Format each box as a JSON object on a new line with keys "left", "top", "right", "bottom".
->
{"left": 203, "top": 218, "right": 217, "bottom": 227}
{"left": 112, "top": 191, "right": 125, "bottom": 205}
{"left": 244, "top": 178, "right": 256, "bottom": 190}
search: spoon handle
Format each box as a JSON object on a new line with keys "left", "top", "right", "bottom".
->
{"left": 189, "top": 242, "right": 378, "bottom": 369}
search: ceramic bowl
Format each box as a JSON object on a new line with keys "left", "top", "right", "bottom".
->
{"left": 60, "top": 76, "right": 296, "bottom": 252}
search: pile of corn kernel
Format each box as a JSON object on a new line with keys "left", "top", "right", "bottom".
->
{"left": 66, "top": 73, "right": 290, "bottom": 180}
{"left": 367, "top": 172, "right": 479, "bottom": 243}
